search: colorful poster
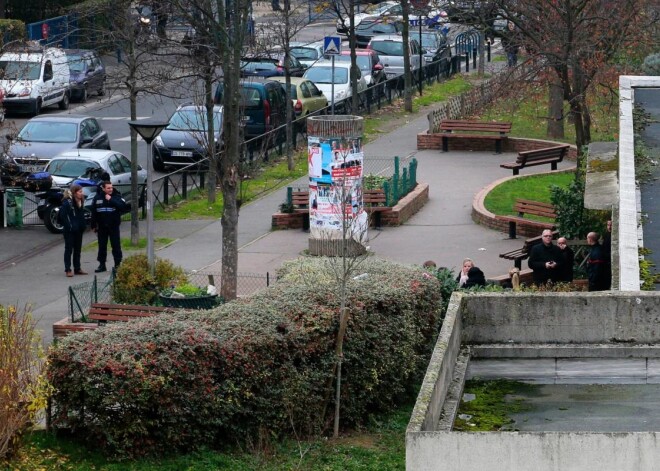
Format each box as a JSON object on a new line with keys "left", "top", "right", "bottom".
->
{"left": 308, "top": 136, "right": 366, "bottom": 243}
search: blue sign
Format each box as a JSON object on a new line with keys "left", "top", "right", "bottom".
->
{"left": 323, "top": 36, "right": 341, "bottom": 56}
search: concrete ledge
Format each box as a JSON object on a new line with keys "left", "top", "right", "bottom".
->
{"left": 471, "top": 343, "right": 660, "bottom": 359}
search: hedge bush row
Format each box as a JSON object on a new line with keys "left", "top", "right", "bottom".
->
{"left": 48, "top": 257, "right": 442, "bottom": 458}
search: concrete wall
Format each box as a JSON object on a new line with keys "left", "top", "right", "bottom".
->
{"left": 407, "top": 292, "right": 660, "bottom": 470}
{"left": 407, "top": 431, "right": 660, "bottom": 471}
{"left": 461, "top": 292, "right": 660, "bottom": 344}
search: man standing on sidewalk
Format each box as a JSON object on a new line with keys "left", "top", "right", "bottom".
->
{"left": 90, "top": 181, "right": 128, "bottom": 273}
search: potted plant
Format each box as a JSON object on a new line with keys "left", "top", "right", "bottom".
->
{"left": 159, "top": 283, "right": 221, "bottom": 310}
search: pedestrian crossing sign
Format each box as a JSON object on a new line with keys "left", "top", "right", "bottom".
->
{"left": 323, "top": 36, "right": 341, "bottom": 55}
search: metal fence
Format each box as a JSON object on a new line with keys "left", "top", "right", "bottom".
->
{"left": 186, "top": 271, "right": 272, "bottom": 298}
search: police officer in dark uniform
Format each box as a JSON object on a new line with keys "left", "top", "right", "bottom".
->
{"left": 90, "top": 181, "right": 128, "bottom": 273}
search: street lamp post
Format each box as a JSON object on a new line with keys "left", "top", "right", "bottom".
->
{"left": 127, "top": 119, "right": 168, "bottom": 274}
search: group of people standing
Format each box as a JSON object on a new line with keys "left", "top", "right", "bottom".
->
{"left": 61, "top": 180, "right": 127, "bottom": 277}
{"left": 528, "top": 223, "right": 612, "bottom": 291}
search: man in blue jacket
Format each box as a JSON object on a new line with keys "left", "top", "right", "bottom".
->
{"left": 90, "top": 181, "right": 128, "bottom": 273}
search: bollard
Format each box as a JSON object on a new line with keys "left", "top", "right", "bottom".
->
{"left": 465, "top": 52, "right": 470, "bottom": 72}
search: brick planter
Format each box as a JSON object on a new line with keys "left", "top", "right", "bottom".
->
{"left": 271, "top": 183, "right": 430, "bottom": 230}
{"left": 52, "top": 317, "right": 98, "bottom": 341}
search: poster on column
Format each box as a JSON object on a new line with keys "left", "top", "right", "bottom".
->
{"left": 308, "top": 136, "right": 366, "bottom": 241}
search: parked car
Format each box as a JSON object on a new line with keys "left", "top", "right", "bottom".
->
{"left": 289, "top": 41, "right": 326, "bottom": 68}
{"left": 303, "top": 61, "right": 367, "bottom": 114}
{"left": 367, "top": 34, "right": 422, "bottom": 79}
{"left": 1, "top": 115, "right": 110, "bottom": 179}
{"left": 336, "top": 1, "right": 399, "bottom": 34}
{"left": 39, "top": 149, "right": 147, "bottom": 230}
{"left": 270, "top": 77, "right": 328, "bottom": 120}
{"left": 240, "top": 55, "right": 305, "bottom": 78}
{"left": 64, "top": 49, "right": 106, "bottom": 102}
{"left": 416, "top": 30, "right": 452, "bottom": 77}
{"left": 333, "top": 49, "right": 386, "bottom": 88}
{"left": 214, "top": 78, "right": 287, "bottom": 144}
{"left": 354, "top": 19, "right": 404, "bottom": 48}
{"left": 0, "top": 43, "right": 70, "bottom": 115}
{"left": 152, "top": 104, "right": 224, "bottom": 171}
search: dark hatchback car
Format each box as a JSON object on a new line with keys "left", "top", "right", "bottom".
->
{"left": 1, "top": 115, "right": 111, "bottom": 179}
{"left": 334, "top": 49, "right": 385, "bottom": 87}
{"left": 418, "top": 31, "right": 452, "bottom": 77}
{"left": 152, "top": 104, "right": 224, "bottom": 171}
{"left": 240, "top": 55, "right": 306, "bottom": 78}
{"left": 354, "top": 19, "right": 404, "bottom": 48}
{"left": 214, "top": 78, "right": 287, "bottom": 144}
{"left": 64, "top": 49, "right": 106, "bottom": 102}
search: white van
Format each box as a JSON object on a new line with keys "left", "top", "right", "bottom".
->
{"left": 0, "top": 43, "right": 70, "bottom": 116}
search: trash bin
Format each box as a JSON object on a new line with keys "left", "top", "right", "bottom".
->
{"left": 6, "top": 188, "right": 25, "bottom": 228}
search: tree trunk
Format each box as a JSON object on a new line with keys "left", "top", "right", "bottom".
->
{"left": 206, "top": 67, "right": 217, "bottom": 203}
{"left": 402, "top": 0, "right": 412, "bottom": 112}
{"left": 128, "top": 43, "right": 140, "bottom": 246}
{"left": 547, "top": 79, "right": 564, "bottom": 139}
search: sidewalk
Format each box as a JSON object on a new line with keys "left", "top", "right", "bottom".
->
{"left": 4, "top": 58, "right": 576, "bottom": 344}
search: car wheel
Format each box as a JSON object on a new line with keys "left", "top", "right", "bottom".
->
{"left": 58, "top": 92, "right": 70, "bottom": 110}
{"left": 153, "top": 153, "right": 165, "bottom": 172}
{"left": 44, "top": 204, "right": 64, "bottom": 234}
{"left": 33, "top": 98, "right": 42, "bottom": 116}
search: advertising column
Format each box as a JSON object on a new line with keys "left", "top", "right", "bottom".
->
{"left": 307, "top": 115, "right": 365, "bottom": 256}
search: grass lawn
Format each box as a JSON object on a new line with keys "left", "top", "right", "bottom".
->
{"left": 10, "top": 404, "right": 411, "bottom": 470}
{"left": 483, "top": 171, "right": 575, "bottom": 220}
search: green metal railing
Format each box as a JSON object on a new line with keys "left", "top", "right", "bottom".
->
{"left": 383, "top": 157, "right": 418, "bottom": 206}
{"left": 68, "top": 275, "right": 114, "bottom": 323}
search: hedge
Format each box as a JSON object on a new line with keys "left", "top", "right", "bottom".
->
{"left": 48, "top": 257, "right": 442, "bottom": 458}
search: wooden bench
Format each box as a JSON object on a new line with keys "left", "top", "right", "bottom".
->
{"left": 495, "top": 199, "right": 557, "bottom": 239}
{"left": 286, "top": 187, "right": 389, "bottom": 229}
{"left": 88, "top": 303, "right": 171, "bottom": 324}
{"left": 500, "top": 144, "right": 570, "bottom": 175}
{"left": 499, "top": 230, "right": 558, "bottom": 269}
{"left": 439, "top": 120, "right": 512, "bottom": 154}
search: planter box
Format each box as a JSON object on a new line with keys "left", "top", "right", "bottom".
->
{"left": 159, "top": 294, "right": 220, "bottom": 310}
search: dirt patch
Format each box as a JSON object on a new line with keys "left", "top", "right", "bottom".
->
{"left": 329, "top": 432, "right": 380, "bottom": 449}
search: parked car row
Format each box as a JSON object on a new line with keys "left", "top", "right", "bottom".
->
{"left": 0, "top": 41, "right": 106, "bottom": 117}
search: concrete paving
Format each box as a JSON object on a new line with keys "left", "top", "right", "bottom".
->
{"left": 0, "top": 56, "right": 577, "bottom": 345}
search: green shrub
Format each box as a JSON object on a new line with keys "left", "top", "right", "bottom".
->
{"left": 550, "top": 175, "right": 607, "bottom": 239}
{"left": 48, "top": 257, "right": 442, "bottom": 458}
{"left": 112, "top": 254, "right": 187, "bottom": 305}
{"left": 642, "top": 53, "right": 660, "bottom": 76}
{"left": 0, "top": 20, "right": 26, "bottom": 45}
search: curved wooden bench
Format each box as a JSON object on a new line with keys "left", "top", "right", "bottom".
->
{"left": 88, "top": 303, "right": 172, "bottom": 324}
{"left": 495, "top": 199, "right": 557, "bottom": 239}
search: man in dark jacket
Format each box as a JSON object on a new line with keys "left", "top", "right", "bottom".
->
{"left": 90, "top": 181, "right": 128, "bottom": 273}
{"left": 528, "top": 229, "right": 562, "bottom": 285}
{"left": 587, "top": 231, "right": 608, "bottom": 291}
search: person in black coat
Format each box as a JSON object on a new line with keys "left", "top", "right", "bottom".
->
{"left": 90, "top": 181, "right": 128, "bottom": 273}
{"left": 60, "top": 184, "right": 88, "bottom": 277}
{"left": 587, "top": 231, "right": 608, "bottom": 291}
{"left": 528, "top": 229, "right": 563, "bottom": 286}
{"left": 556, "top": 237, "right": 575, "bottom": 283}
{"left": 463, "top": 266, "right": 487, "bottom": 288}
{"left": 602, "top": 220, "right": 612, "bottom": 289}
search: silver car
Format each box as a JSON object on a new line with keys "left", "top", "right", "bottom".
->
{"left": 367, "top": 34, "right": 422, "bottom": 79}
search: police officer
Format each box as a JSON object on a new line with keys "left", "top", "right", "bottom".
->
{"left": 90, "top": 181, "right": 128, "bottom": 273}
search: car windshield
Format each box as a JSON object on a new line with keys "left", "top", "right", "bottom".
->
{"left": 46, "top": 159, "right": 101, "bottom": 178}
{"left": 68, "top": 57, "right": 86, "bottom": 73}
{"left": 17, "top": 121, "right": 78, "bottom": 143}
{"left": 284, "top": 84, "right": 298, "bottom": 99}
{"left": 419, "top": 34, "right": 439, "bottom": 49}
{"left": 167, "top": 109, "right": 223, "bottom": 131}
{"left": 369, "top": 41, "right": 403, "bottom": 56}
{"left": 365, "top": 2, "right": 393, "bottom": 14}
{"left": 0, "top": 61, "right": 41, "bottom": 80}
{"left": 336, "top": 55, "right": 371, "bottom": 73}
{"left": 290, "top": 47, "right": 319, "bottom": 60}
{"left": 305, "top": 66, "right": 348, "bottom": 84}
{"left": 241, "top": 60, "right": 277, "bottom": 73}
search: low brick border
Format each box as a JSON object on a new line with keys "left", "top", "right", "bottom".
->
{"left": 418, "top": 134, "right": 579, "bottom": 160}
{"left": 471, "top": 169, "right": 576, "bottom": 239}
{"left": 53, "top": 316, "right": 98, "bottom": 341}
{"left": 271, "top": 183, "right": 430, "bottom": 230}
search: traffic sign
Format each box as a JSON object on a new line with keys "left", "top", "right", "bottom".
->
{"left": 323, "top": 36, "right": 341, "bottom": 56}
